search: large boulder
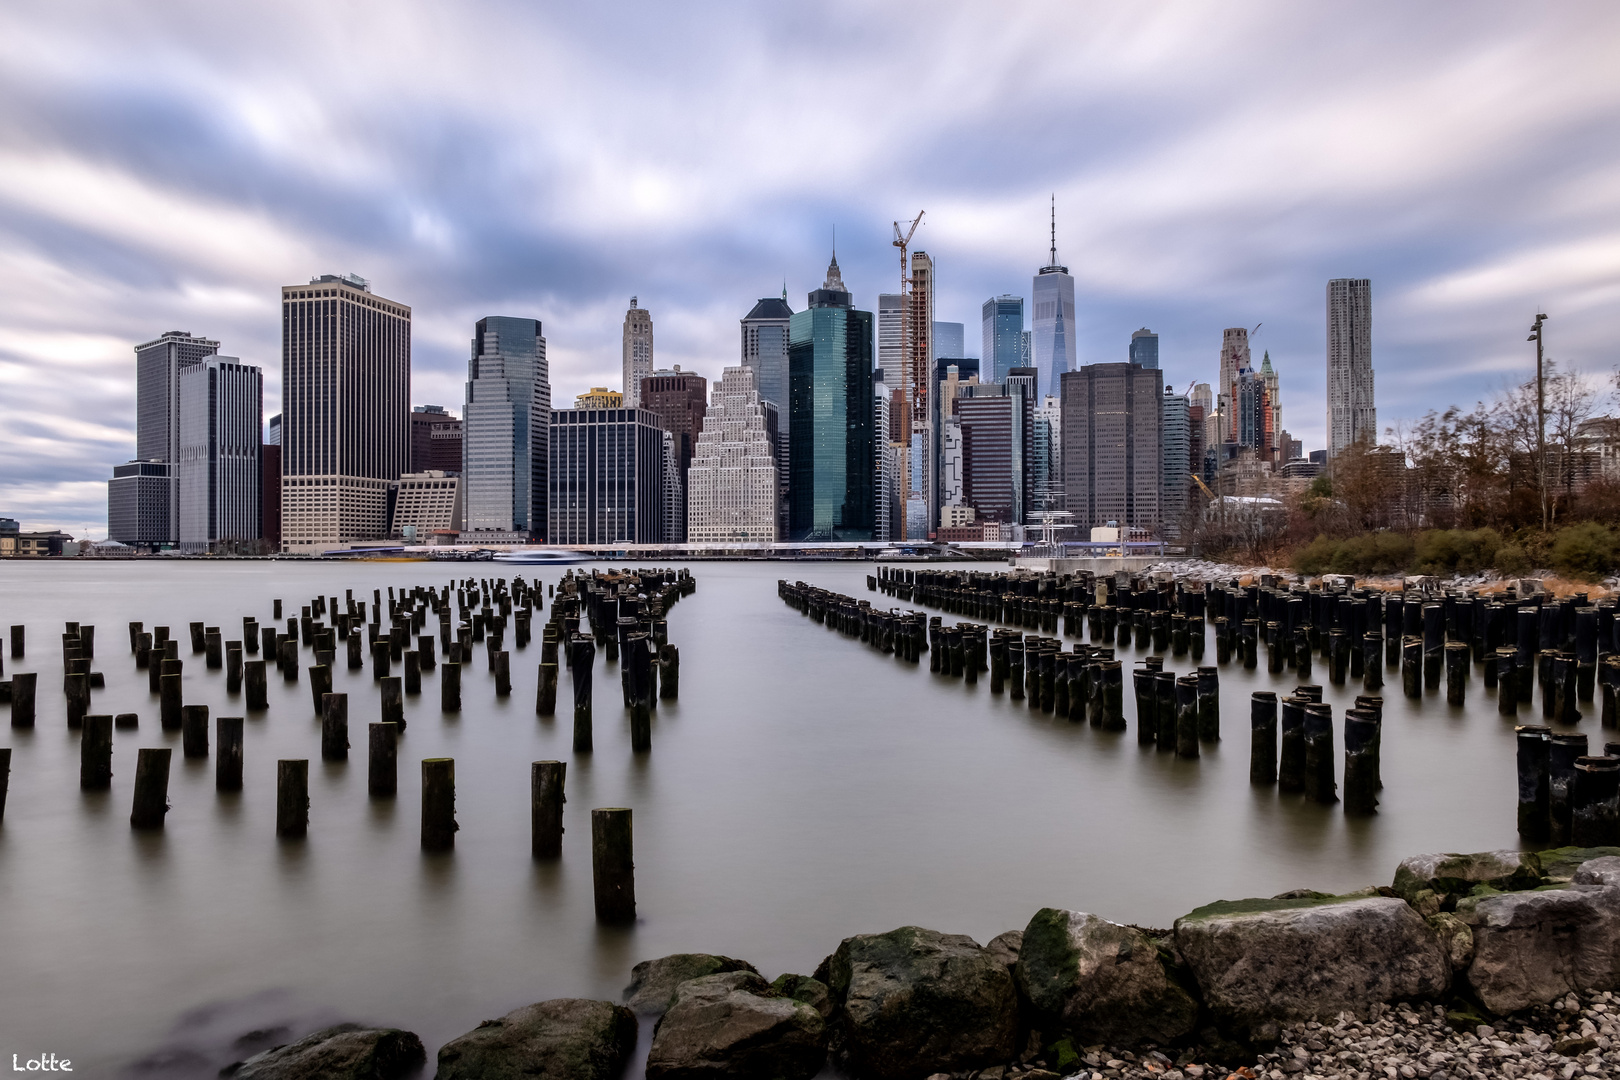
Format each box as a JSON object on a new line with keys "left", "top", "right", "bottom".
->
{"left": 624, "top": 953, "right": 760, "bottom": 1016}
{"left": 1015, "top": 908, "right": 1198, "bottom": 1047}
{"left": 985, "top": 930, "right": 1023, "bottom": 972}
{"left": 768, "top": 974, "right": 832, "bottom": 1019}
{"left": 822, "top": 925, "right": 1017, "bottom": 1080}
{"left": 230, "top": 1024, "right": 425, "bottom": 1080}
{"left": 1458, "top": 884, "right": 1620, "bottom": 1014}
{"left": 1537, "top": 846, "right": 1620, "bottom": 883}
{"left": 1174, "top": 896, "right": 1448, "bottom": 1032}
{"left": 1392, "top": 850, "right": 1540, "bottom": 906}
{"left": 1573, "top": 856, "right": 1620, "bottom": 887}
{"left": 434, "top": 998, "right": 637, "bottom": 1080}
{"left": 645, "top": 970, "right": 826, "bottom": 1079}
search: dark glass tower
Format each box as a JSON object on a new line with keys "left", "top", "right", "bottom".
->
{"left": 787, "top": 255, "right": 875, "bottom": 541}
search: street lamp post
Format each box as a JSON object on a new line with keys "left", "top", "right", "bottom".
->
{"left": 1528, "top": 313, "right": 1549, "bottom": 532}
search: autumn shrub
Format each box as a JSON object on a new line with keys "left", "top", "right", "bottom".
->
{"left": 1549, "top": 522, "right": 1620, "bottom": 579}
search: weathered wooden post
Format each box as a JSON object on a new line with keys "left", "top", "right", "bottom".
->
{"left": 273, "top": 599, "right": 283, "bottom": 620}
{"left": 321, "top": 693, "right": 350, "bottom": 761}
{"left": 130, "top": 747, "right": 171, "bottom": 828}
{"left": 81, "top": 714, "right": 113, "bottom": 789}
{"left": 1241, "top": 619, "right": 1259, "bottom": 670}
{"left": 417, "top": 634, "right": 436, "bottom": 671}
{"left": 404, "top": 650, "right": 421, "bottom": 695}
{"left": 1153, "top": 669, "right": 1177, "bottom": 750}
{"left": 1549, "top": 732, "right": 1588, "bottom": 844}
{"left": 308, "top": 663, "right": 332, "bottom": 718}
{"left": 536, "top": 661, "right": 558, "bottom": 716}
{"left": 1327, "top": 629, "right": 1348, "bottom": 686}
{"left": 591, "top": 807, "right": 635, "bottom": 923}
{"left": 1572, "top": 756, "right": 1620, "bottom": 846}
{"left": 277, "top": 760, "right": 308, "bottom": 837}
{"left": 421, "top": 758, "right": 457, "bottom": 850}
{"left": 1250, "top": 692, "right": 1278, "bottom": 784}
{"left": 189, "top": 621, "right": 206, "bottom": 654}
{"left": 216, "top": 716, "right": 243, "bottom": 791}
{"left": 1343, "top": 710, "right": 1380, "bottom": 815}
{"left": 1303, "top": 703, "right": 1338, "bottom": 805}
{"left": 9, "top": 671, "right": 35, "bottom": 728}
{"left": 368, "top": 722, "right": 397, "bottom": 797}
{"left": 10, "top": 624, "right": 24, "bottom": 658}
{"left": 160, "top": 662, "right": 183, "bottom": 730}
{"left": 115, "top": 712, "right": 137, "bottom": 729}
{"left": 205, "top": 628, "right": 222, "bottom": 670}
{"left": 1174, "top": 675, "right": 1200, "bottom": 758}
{"left": 532, "top": 760, "right": 566, "bottom": 858}
{"left": 1445, "top": 641, "right": 1469, "bottom": 706}
{"left": 241, "top": 659, "right": 266, "bottom": 711}
{"left": 1516, "top": 725, "right": 1551, "bottom": 841}
{"left": 571, "top": 637, "right": 595, "bottom": 752}
{"left": 181, "top": 704, "right": 209, "bottom": 758}
{"left": 226, "top": 642, "right": 242, "bottom": 694}
{"left": 1363, "top": 633, "right": 1383, "bottom": 690}
{"left": 371, "top": 638, "right": 390, "bottom": 681}
{"left": 441, "top": 659, "right": 461, "bottom": 713}
{"left": 277, "top": 638, "right": 298, "bottom": 683}
{"left": 1133, "top": 667, "right": 1158, "bottom": 746}
{"left": 494, "top": 650, "right": 512, "bottom": 697}
{"left": 1555, "top": 654, "right": 1581, "bottom": 724}
{"left": 1401, "top": 636, "right": 1422, "bottom": 699}
{"left": 64, "top": 671, "right": 90, "bottom": 730}
{"left": 627, "top": 638, "right": 652, "bottom": 753}
{"left": 0, "top": 747, "right": 8, "bottom": 822}
{"left": 261, "top": 627, "right": 277, "bottom": 666}
{"left": 1195, "top": 666, "right": 1219, "bottom": 742}
{"left": 659, "top": 643, "right": 679, "bottom": 699}
{"left": 1279, "top": 696, "right": 1307, "bottom": 793}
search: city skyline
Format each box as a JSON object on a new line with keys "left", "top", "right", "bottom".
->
{"left": 3, "top": 2, "right": 1618, "bottom": 534}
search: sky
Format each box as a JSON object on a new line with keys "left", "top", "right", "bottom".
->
{"left": 2, "top": 1, "right": 1618, "bottom": 536}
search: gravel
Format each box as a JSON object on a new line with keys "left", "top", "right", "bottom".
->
{"left": 923, "top": 988, "right": 1620, "bottom": 1080}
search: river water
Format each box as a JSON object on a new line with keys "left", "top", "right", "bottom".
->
{"left": 0, "top": 560, "right": 1547, "bottom": 1076}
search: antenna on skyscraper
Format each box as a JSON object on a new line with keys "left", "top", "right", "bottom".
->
{"left": 1050, "top": 194, "right": 1057, "bottom": 266}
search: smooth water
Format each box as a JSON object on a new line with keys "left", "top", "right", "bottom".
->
{"left": 0, "top": 561, "right": 1546, "bottom": 1076}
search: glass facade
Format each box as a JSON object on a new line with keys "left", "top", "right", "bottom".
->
{"left": 787, "top": 264, "right": 875, "bottom": 541}
{"left": 547, "top": 408, "right": 667, "bottom": 544}
{"left": 1129, "top": 328, "right": 1160, "bottom": 369}
{"left": 464, "top": 316, "right": 548, "bottom": 537}
{"left": 981, "top": 295, "right": 1025, "bottom": 384}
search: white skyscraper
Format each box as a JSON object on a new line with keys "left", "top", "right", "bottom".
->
{"left": 464, "top": 316, "right": 549, "bottom": 539}
{"left": 686, "top": 365, "right": 778, "bottom": 543}
{"left": 177, "top": 356, "right": 262, "bottom": 552}
{"left": 1327, "top": 278, "right": 1375, "bottom": 456}
{"left": 877, "top": 293, "right": 904, "bottom": 392}
{"left": 622, "top": 298, "right": 653, "bottom": 408}
{"left": 1031, "top": 206, "right": 1076, "bottom": 400}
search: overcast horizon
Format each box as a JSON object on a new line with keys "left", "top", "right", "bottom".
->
{"left": 3, "top": 1, "right": 1618, "bottom": 536}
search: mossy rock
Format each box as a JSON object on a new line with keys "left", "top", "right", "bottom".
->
{"left": 1534, "top": 846, "right": 1620, "bottom": 882}
{"left": 1391, "top": 850, "right": 1541, "bottom": 904}
{"left": 1179, "top": 893, "right": 1366, "bottom": 921}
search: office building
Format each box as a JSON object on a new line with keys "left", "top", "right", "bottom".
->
{"left": 660, "top": 430, "right": 682, "bottom": 543}
{"left": 178, "top": 356, "right": 262, "bottom": 552}
{"left": 388, "top": 471, "right": 460, "bottom": 541}
{"left": 1034, "top": 394, "right": 1062, "bottom": 512}
{"left": 1130, "top": 328, "right": 1160, "bottom": 369}
{"left": 121, "top": 329, "right": 220, "bottom": 545}
{"left": 1161, "top": 385, "right": 1191, "bottom": 536}
{"left": 877, "top": 293, "right": 904, "bottom": 393}
{"left": 622, "top": 298, "right": 653, "bottom": 408}
{"left": 548, "top": 406, "right": 668, "bottom": 544}
{"left": 576, "top": 388, "right": 622, "bottom": 409}
{"left": 1061, "top": 361, "right": 1163, "bottom": 535}
{"left": 1218, "top": 327, "right": 1251, "bottom": 444}
{"left": 873, "top": 372, "right": 901, "bottom": 542}
{"left": 981, "top": 295, "right": 1025, "bottom": 384}
{"left": 687, "top": 364, "right": 777, "bottom": 543}
{"left": 261, "top": 442, "right": 281, "bottom": 549}
{"left": 1032, "top": 213, "right": 1076, "bottom": 399}
{"left": 410, "top": 404, "right": 463, "bottom": 473}
{"left": 741, "top": 294, "right": 793, "bottom": 537}
{"left": 280, "top": 273, "right": 411, "bottom": 553}
{"left": 463, "top": 316, "right": 549, "bottom": 541}
{"left": 1327, "top": 278, "right": 1375, "bottom": 456}
{"left": 787, "top": 254, "right": 875, "bottom": 541}
{"left": 1260, "top": 351, "right": 1282, "bottom": 448}
{"left": 933, "top": 321, "right": 964, "bottom": 361}
{"left": 267, "top": 414, "right": 281, "bottom": 446}
{"left": 639, "top": 367, "right": 708, "bottom": 542}
{"left": 907, "top": 252, "right": 935, "bottom": 413}
{"left": 107, "top": 461, "right": 172, "bottom": 548}
{"left": 955, "top": 367, "right": 1036, "bottom": 525}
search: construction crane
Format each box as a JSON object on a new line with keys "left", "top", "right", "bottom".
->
{"left": 893, "top": 211, "right": 925, "bottom": 427}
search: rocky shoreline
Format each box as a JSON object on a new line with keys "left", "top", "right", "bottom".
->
{"left": 215, "top": 846, "right": 1620, "bottom": 1080}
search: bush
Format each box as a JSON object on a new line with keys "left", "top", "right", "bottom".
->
{"left": 1413, "top": 528, "right": 1501, "bottom": 575}
{"left": 1291, "top": 535, "right": 1338, "bottom": 575}
{"left": 1289, "top": 532, "right": 1413, "bottom": 576}
{"left": 1495, "top": 543, "right": 1531, "bottom": 576}
{"left": 1549, "top": 522, "right": 1620, "bottom": 579}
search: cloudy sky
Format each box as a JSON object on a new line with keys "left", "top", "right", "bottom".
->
{"left": 2, "top": 1, "right": 1617, "bottom": 535}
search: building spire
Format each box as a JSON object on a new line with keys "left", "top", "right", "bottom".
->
{"left": 1049, "top": 194, "right": 1057, "bottom": 267}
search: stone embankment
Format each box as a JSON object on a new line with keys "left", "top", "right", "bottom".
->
{"left": 215, "top": 847, "right": 1620, "bottom": 1080}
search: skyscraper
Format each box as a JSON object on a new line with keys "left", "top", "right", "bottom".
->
{"left": 280, "top": 273, "right": 411, "bottom": 553}
{"left": 1061, "top": 361, "right": 1163, "bottom": 535}
{"left": 1129, "top": 328, "right": 1160, "bottom": 369}
{"left": 117, "top": 329, "right": 221, "bottom": 546}
{"left": 741, "top": 294, "right": 793, "bottom": 538}
{"left": 548, "top": 405, "right": 668, "bottom": 544}
{"left": 788, "top": 254, "right": 875, "bottom": 541}
{"left": 464, "top": 316, "right": 549, "bottom": 540}
{"left": 640, "top": 367, "right": 708, "bottom": 542}
{"left": 1327, "top": 278, "right": 1375, "bottom": 456}
{"left": 981, "top": 295, "right": 1025, "bottom": 384}
{"left": 622, "top": 298, "right": 654, "bottom": 408}
{"left": 955, "top": 368, "right": 1036, "bottom": 525}
{"left": 410, "top": 404, "right": 464, "bottom": 474}
{"left": 873, "top": 371, "right": 901, "bottom": 542}
{"left": 932, "top": 321, "right": 964, "bottom": 361}
{"left": 877, "top": 293, "right": 903, "bottom": 391}
{"left": 1160, "top": 385, "right": 1190, "bottom": 536}
{"left": 1032, "top": 207, "right": 1076, "bottom": 399}
{"left": 687, "top": 364, "right": 778, "bottom": 543}
{"left": 1218, "top": 327, "right": 1252, "bottom": 444}
{"left": 1260, "top": 351, "right": 1282, "bottom": 457}
{"left": 178, "top": 356, "right": 262, "bottom": 552}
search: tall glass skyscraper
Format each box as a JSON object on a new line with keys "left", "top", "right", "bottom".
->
{"left": 981, "top": 295, "right": 1025, "bottom": 384}
{"left": 787, "top": 255, "right": 875, "bottom": 541}
{"left": 742, "top": 293, "right": 794, "bottom": 538}
{"left": 178, "top": 356, "right": 262, "bottom": 552}
{"left": 1129, "top": 328, "right": 1159, "bottom": 368}
{"left": 464, "top": 316, "right": 549, "bottom": 539}
{"left": 1032, "top": 210, "right": 1076, "bottom": 399}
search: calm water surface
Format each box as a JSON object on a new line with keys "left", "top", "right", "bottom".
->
{"left": 0, "top": 560, "right": 1544, "bottom": 1076}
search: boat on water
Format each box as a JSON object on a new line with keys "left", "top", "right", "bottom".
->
{"left": 493, "top": 548, "right": 594, "bottom": 565}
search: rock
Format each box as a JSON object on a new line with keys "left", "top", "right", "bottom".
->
{"left": 1533, "top": 846, "right": 1620, "bottom": 883}
{"left": 985, "top": 930, "right": 1022, "bottom": 971}
{"left": 1174, "top": 896, "right": 1449, "bottom": 1031}
{"left": 1015, "top": 907, "right": 1198, "bottom": 1047}
{"left": 1459, "top": 885, "right": 1620, "bottom": 1014}
{"left": 435, "top": 998, "right": 637, "bottom": 1080}
{"left": 768, "top": 973, "right": 832, "bottom": 1019}
{"left": 1572, "top": 855, "right": 1620, "bottom": 887}
{"left": 645, "top": 970, "right": 825, "bottom": 1079}
{"left": 1426, "top": 912, "right": 1475, "bottom": 971}
{"left": 624, "top": 953, "right": 761, "bottom": 1016}
{"left": 230, "top": 1024, "right": 425, "bottom": 1080}
{"left": 1391, "top": 850, "right": 1540, "bottom": 904}
{"left": 823, "top": 925, "right": 1017, "bottom": 1080}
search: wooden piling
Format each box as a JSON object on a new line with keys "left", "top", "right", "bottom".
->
{"left": 130, "top": 747, "right": 171, "bottom": 828}
{"left": 181, "top": 704, "right": 209, "bottom": 758}
{"left": 226, "top": 642, "right": 242, "bottom": 693}
{"left": 1133, "top": 668, "right": 1157, "bottom": 746}
{"left": 421, "top": 758, "right": 457, "bottom": 850}
{"left": 80, "top": 713, "right": 113, "bottom": 789}
{"left": 189, "top": 621, "right": 206, "bottom": 654}
{"left": 115, "top": 712, "right": 137, "bottom": 729}
{"left": 276, "top": 759, "right": 308, "bottom": 837}
{"left": 1516, "top": 725, "right": 1551, "bottom": 841}
{"left": 404, "top": 650, "right": 421, "bottom": 695}
{"left": 205, "top": 629, "right": 222, "bottom": 670}
{"left": 537, "top": 661, "right": 558, "bottom": 716}
{"left": 368, "top": 722, "right": 397, "bottom": 797}
{"left": 532, "top": 760, "right": 566, "bottom": 858}
{"left": 64, "top": 671, "right": 90, "bottom": 730}
{"left": 1363, "top": 633, "right": 1383, "bottom": 690}
{"left": 160, "top": 664, "right": 183, "bottom": 730}
{"left": 591, "top": 807, "right": 635, "bottom": 923}
{"left": 1174, "top": 674, "right": 1200, "bottom": 758}
{"left": 321, "top": 692, "right": 350, "bottom": 760}
{"left": 309, "top": 663, "right": 333, "bottom": 718}
{"left": 1343, "top": 710, "right": 1380, "bottom": 815}
{"left": 1250, "top": 692, "right": 1278, "bottom": 784}
{"left": 0, "top": 747, "right": 8, "bottom": 822}
{"left": 659, "top": 643, "right": 679, "bottom": 699}
{"left": 277, "top": 638, "right": 298, "bottom": 682}
{"left": 1401, "top": 636, "right": 1422, "bottom": 699}
{"left": 371, "top": 638, "right": 390, "bottom": 680}
{"left": 1196, "top": 666, "right": 1220, "bottom": 742}
{"left": 1549, "top": 732, "right": 1588, "bottom": 844}
{"left": 216, "top": 716, "right": 243, "bottom": 791}
{"left": 441, "top": 661, "right": 461, "bottom": 713}
{"left": 1571, "top": 756, "right": 1620, "bottom": 846}
{"left": 494, "top": 650, "right": 511, "bottom": 697}
{"left": 8, "top": 671, "right": 35, "bottom": 727}
{"left": 1279, "top": 696, "right": 1307, "bottom": 793}
{"left": 1303, "top": 703, "right": 1338, "bottom": 805}
{"left": 1445, "top": 641, "right": 1468, "bottom": 706}
{"left": 9, "top": 624, "right": 23, "bottom": 659}
{"left": 571, "top": 637, "right": 595, "bottom": 752}
{"left": 1154, "top": 670, "right": 1177, "bottom": 751}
